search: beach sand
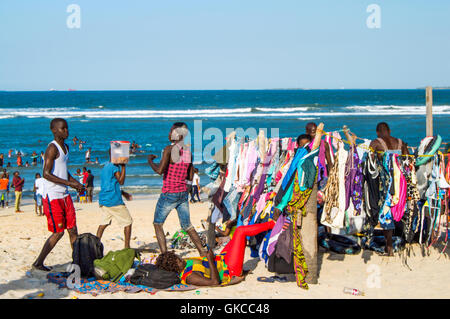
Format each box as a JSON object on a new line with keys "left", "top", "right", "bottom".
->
{"left": 0, "top": 198, "right": 449, "bottom": 299}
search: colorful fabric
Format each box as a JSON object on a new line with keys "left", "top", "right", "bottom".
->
{"left": 378, "top": 153, "right": 395, "bottom": 230}
{"left": 179, "top": 253, "right": 231, "bottom": 286}
{"left": 292, "top": 208, "right": 309, "bottom": 290}
{"left": 391, "top": 154, "right": 407, "bottom": 222}
{"left": 323, "top": 149, "right": 340, "bottom": 223}
{"left": 47, "top": 272, "right": 197, "bottom": 296}
{"left": 286, "top": 173, "right": 313, "bottom": 217}
{"left": 344, "top": 145, "right": 363, "bottom": 216}
{"left": 401, "top": 157, "right": 421, "bottom": 243}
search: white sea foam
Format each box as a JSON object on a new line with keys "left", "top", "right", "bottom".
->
{"left": 0, "top": 105, "right": 449, "bottom": 119}
{"left": 346, "top": 105, "right": 450, "bottom": 114}
{"left": 255, "top": 106, "right": 310, "bottom": 112}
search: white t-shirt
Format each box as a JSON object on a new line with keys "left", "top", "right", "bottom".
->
{"left": 35, "top": 178, "right": 45, "bottom": 196}
{"left": 193, "top": 173, "right": 200, "bottom": 186}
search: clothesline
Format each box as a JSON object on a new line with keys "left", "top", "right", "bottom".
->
{"left": 316, "top": 129, "right": 449, "bottom": 158}
{"left": 226, "top": 128, "right": 448, "bottom": 158}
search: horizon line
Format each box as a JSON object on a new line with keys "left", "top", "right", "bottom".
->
{"left": 2, "top": 87, "right": 450, "bottom": 92}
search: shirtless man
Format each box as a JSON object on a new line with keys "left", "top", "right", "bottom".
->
{"left": 32, "top": 118, "right": 84, "bottom": 271}
{"left": 369, "top": 122, "right": 409, "bottom": 256}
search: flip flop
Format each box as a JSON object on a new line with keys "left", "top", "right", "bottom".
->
{"left": 257, "top": 276, "right": 275, "bottom": 283}
{"left": 273, "top": 276, "right": 288, "bottom": 283}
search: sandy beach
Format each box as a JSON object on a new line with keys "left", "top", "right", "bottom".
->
{"left": 0, "top": 197, "right": 449, "bottom": 299}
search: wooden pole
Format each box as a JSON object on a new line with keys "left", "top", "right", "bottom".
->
{"left": 302, "top": 122, "right": 324, "bottom": 284}
{"left": 426, "top": 86, "right": 433, "bottom": 137}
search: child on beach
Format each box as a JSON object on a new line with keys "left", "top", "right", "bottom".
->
{"left": 33, "top": 173, "right": 44, "bottom": 216}
{"left": 190, "top": 168, "right": 201, "bottom": 203}
{"left": 96, "top": 150, "right": 133, "bottom": 248}
{"left": 32, "top": 118, "right": 84, "bottom": 272}
{"left": 147, "top": 122, "right": 206, "bottom": 256}
{"left": 0, "top": 173, "right": 9, "bottom": 208}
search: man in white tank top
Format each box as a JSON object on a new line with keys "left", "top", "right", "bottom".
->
{"left": 33, "top": 118, "right": 85, "bottom": 272}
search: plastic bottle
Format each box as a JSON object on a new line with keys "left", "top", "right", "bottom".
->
{"left": 343, "top": 287, "right": 365, "bottom": 296}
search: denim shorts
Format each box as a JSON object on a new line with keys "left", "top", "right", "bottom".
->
{"left": 153, "top": 191, "right": 192, "bottom": 230}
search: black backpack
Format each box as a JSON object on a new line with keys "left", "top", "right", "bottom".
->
{"left": 267, "top": 253, "right": 295, "bottom": 274}
{"left": 72, "top": 233, "right": 104, "bottom": 278}
{"left": 130, "top": 264, "right": 181, "bottom": 289}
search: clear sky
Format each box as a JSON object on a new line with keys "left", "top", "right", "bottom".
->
{"left": 1, "top": 0, "right": 449, "bottom": 90}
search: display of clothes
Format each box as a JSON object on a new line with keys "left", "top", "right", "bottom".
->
{"left": 203, "top": 128, "right": 450, "bottom": 289}
{"left": 204, "top": 131, "right": 322, "bottom": 289}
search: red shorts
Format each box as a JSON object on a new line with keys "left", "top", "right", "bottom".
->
{"left": 43, "top": 195, "right": 76, "bottom": 233}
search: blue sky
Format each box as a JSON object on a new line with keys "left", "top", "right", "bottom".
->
{"left": 1, "top": 0, "right": 449, "bottom": 90}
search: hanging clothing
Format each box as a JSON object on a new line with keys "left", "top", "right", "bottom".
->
{"left": 344, "top": 145, "right": 364, "bottom": 216}
{"left": 362, "top": 154, "right": 380, "bottom": 227}
{"left": 378, "top": 153, "right": 395, "bottom": 230}
{"left": 391, "top": 154, "right": 407, "bottom": 222}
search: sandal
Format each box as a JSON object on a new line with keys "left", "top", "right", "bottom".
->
{"left": 257, "top": 276, "right": 275, "bottom": 283}
{"left": 273, "top": 276, "right": 288, "bottom": 283}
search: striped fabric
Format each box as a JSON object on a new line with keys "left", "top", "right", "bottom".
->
{"left": 179, "top": 253, "right": 231, "bottom": 286}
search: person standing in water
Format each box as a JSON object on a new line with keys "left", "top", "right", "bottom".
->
{"left": 32, "top": 118, "right": 84, "bottom": 271}
{"left": 147, "top": 122, "right": 206, "bottom": 256}
{"left": 369, "top": 122, "right": 409, "bottom": 257}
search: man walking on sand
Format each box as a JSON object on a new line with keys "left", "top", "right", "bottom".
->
{"left": 32, "top": 118, "right": 84, "bottom": 271}
{"left": 96, "top": 150, "right": 133, "bottom": 248}
{"left": 148, "top": 122, "right": 206, "bottom": 256}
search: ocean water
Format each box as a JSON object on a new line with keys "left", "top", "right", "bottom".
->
{"left": 0, "top": 89, "right": 449, "bottom": 199}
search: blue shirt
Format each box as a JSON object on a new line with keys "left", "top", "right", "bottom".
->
{"left": 99, "top": 162, "right": 124, "bottom": 207}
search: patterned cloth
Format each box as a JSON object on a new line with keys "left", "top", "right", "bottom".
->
{"left": 292, "top": 206, "right": 309, "bottom": 290}
{"left": 162, "top": 144, "right": 191, "bottom": 193}
{"left": 401, "top": 158, "right": 421, "bottom": 243}
{"left": 344, "top": 145, "right": 363, "bottom": 216}
{"left": 286, "top": 172, "right": 316, "bottom": 290}
{"left": 179, "top": 253, "right": 232, "bottom": 286}
{"left": 378, "top": 153, "right": 395, "bottom": 230}
{"left": 286, "top": 173, "right": 313, "bottom": 217}
{"left": 323, "top": 149, "right": 340, "bottom": 224}
{"left": 47, "top": 272, "right": 197, "bottom": 296}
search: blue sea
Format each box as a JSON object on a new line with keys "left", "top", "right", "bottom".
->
{"left": 0, "top": 89, "right": 449, "bottom": 200}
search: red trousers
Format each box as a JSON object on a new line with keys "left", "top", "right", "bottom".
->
{"left": 222, "top": 220, "right": 275, "bottom": 277}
